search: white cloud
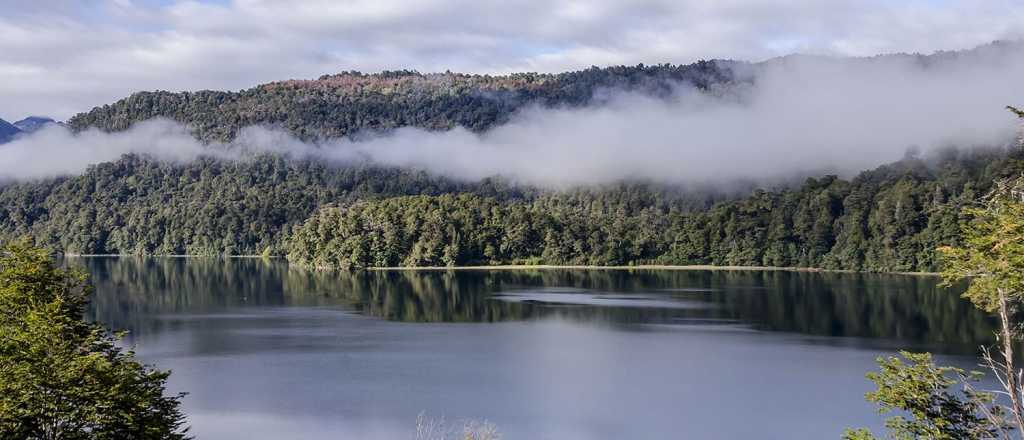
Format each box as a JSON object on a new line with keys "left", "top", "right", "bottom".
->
{"left": 1, "top": 0, "right": 1023, "bottom": 121}
{"left": 3, "top": 43, "right": 1022, "bottom": 185}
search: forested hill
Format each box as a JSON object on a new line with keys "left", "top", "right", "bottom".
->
{"left": 286, "top": 148, "right": 1024, "bottom": 272}
{"left": 0, "top": 155, "right": 727, "bottom": 257}
{"left": 4, "top": 45, "right": 1023, "bottom": 271}
{"left": 66, "top": 61, "right": 738, "bottom": 142}
{"left": 62, "top": 41, "right": 1023, "bottom": 143}
{"left": 1, "top": 145, "right": 1020, "bottom": 272}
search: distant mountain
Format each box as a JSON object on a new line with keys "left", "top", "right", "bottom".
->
{"left": 13, "top": 116, "right": 59, "bottom": 133}
{"left": 0, "top": 118, "right": 20, "bottom": 143}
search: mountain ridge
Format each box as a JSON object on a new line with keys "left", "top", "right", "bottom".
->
{"left": 13, "top": 116, "right": 59, "bottom": 134}
{"left": 0, "top": 118, "right": 20, "bottom": 144}
{"left": 66, "top": 60, "right": 738, "bottom": 142}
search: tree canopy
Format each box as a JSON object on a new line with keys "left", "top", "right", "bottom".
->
{"left": 843, "top": 352, "right": 1006, "bottom": 440}
{"left": 2, "top": 146, "right": 1020, "bottom": 272}
{"left": 0, "top": 242, "right": 189, "bottom": 439}
{"left": 284, "top": 148, "right": 1024, "bottom": 271}
{"left": 66, "top": 62, "right": 737, "bottom": 142}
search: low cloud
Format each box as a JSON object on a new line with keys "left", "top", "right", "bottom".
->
{"left": 2, "top": 43, "right": 1023, "bottom": 186}
{"left": 4, "top": 0, "right": 1024, "bottom": 121}
{"left": 0, "top": 121, "right": 206, "bottom": 180}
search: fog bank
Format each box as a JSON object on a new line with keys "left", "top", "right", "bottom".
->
{"left": 3, "top": 43, "right": 1023, "bottom": 185}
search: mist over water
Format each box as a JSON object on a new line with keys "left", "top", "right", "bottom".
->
{"left": 3, "top": 42, "right": 1024, "bottom": 184}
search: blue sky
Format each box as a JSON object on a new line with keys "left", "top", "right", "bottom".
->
{"left": 1, "top": 0, "right": 1022, "bottom": 120}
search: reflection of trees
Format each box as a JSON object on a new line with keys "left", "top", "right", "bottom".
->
{"left": 284, "top": 269, "right": 700, "bottom": 325}
{"left": 76, "top": 257, "right": 995, "bottom": 351}
{"left": 284, "top": 268, "right": 521, "bottom": 322}
{"left": 78, "top": 257, "right": 297, "bottom": 335}
{"left": 705, "top": 272, "right": 996, "bottom": 351}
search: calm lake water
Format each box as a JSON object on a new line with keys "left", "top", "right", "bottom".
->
{"left": 74, "top": 258, "right": 997, "bottom": 440}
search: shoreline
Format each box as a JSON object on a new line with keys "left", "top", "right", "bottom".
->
{"left": 365, "top": 264, "right": 940, "bottom": 276}
{"left": 61, "top": 254, "right": 940, "bottom": 276}
{"left": 63, "top": 254, "right": 273, "bottom": 259}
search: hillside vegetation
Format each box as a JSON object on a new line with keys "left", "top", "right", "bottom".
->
{"left": 67, "top": 62, "right": 737, "bottom": 142}
{"left": 2, "top": 57, "right": 1021, "bottom": 272}
{"left": 287, "top": 149, "right": 1024, "bottom": 272}
{"left": 1, "top": 144, "right": 1014, "bottom": 272}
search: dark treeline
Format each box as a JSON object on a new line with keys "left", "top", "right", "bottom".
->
{"left": 0, "top": 155, "right": 526, "bottom": 255}
{"left": 2, "top": 147, "right": 1020, "bottom": 271}
{"left": 287, "top": 148, "right": 1024, "bottom": 272}
{"left": 286, "top": 192, "right": 674, "bottom": 268}
{"left": 0, "top": 153, "right": 720, "bottom": 257}
{"left": 66, "top": 61, "right": 739, "bottom": 142}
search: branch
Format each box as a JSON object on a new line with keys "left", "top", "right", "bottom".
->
{"left": 960, "top": 370, "right": 1015, "bottom": 440}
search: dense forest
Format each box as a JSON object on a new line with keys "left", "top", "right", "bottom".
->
{"left": 66, "top": 62, "right": 739, "bottom": 142}
{"left": 287, "top": 148, "right": 1024, "bottom": 272}
{"left": 1, "top": 145, "right": 1020, "bottom": 272}
{"left": 0, "top": 155, "right": 528, "bottom": 255}
{"left": 2, "top": 55, "right": 1022, "bottom": 272}
{"left": 0, "top": 153, "right": 726, "bottom": 257}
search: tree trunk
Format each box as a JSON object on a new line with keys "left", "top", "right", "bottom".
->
{"left": 997, "top": 287, "right": 1024, "bottom": 437}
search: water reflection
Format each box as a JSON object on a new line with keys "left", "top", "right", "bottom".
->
{"left": 74, "top": 257, "right": 996, "bottom": 354}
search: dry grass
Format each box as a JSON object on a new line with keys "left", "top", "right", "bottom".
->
{"left": 415, "top": 413, "right": 501, "bottom": 440}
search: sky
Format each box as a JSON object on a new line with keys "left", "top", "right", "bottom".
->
{"left": 1, "top": 0, "right": 1023, "bottom": 121}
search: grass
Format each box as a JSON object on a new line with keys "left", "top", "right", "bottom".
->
{"left": 415, "top": 413, "right": 501, "bottom": 440}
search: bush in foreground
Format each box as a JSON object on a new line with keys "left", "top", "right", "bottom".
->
{"left": 0, "top": 242, "right": 190, "bottom": 439}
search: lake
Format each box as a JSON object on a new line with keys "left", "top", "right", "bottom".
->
{"left": 75, "top": 257, "right": 997, "bottom": 439}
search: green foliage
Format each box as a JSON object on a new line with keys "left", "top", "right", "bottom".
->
{"left": 285, "top": 149, "right": 1023, "bottom": 271}
{"left": 0, "top": 147, "right": 1019, "bottom": 270}
{"left": 0, "top": 155, "right": 524, "bottom": 256}
{"left": 850, "top": 105, "right": 1024, "bottom": 440}
{"left": 842, "top": 428, "right": 879, "bottom": 440}
{"left": 286, "top": 192, "right": 676, "bottom": 268}
{"left": 935, "top": 169, "right": 1024, "bottom": 437}
{"left": 0, "top": 242, "right": 189, "bottom": 439}
{"left": 67, "top": 63, "right": 737, "bottom": 142}
{"left": 843, "top": 352, "right": 1006, "bottom": 440}
{"left": 939, "top": 182, "right": 1024, "bottom": 312}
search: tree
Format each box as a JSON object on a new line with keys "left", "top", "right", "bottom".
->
{"left": 937, "top": 177, "right": 1024, "bottom": 437}
{"left": 843, "top": 352, "right": 1008, "bottom": 440}
{"left": 0, "top": 242, "right": 190, "bottom": 439}
{"left": 846, "top": 107, "right": 1024, "bottom": 439}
